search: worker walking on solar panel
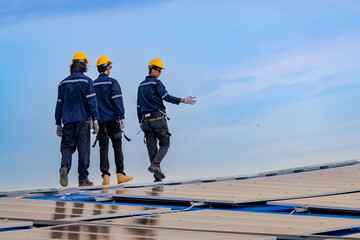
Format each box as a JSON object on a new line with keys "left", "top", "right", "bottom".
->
{"left": 93, "top": 56, "right": 133, "bottom": 185}
{"left": 137, "top": 59, "right": 196, "bottom": 182}
{"left": 55, "top": 52, "right": 99, "bottom": 187}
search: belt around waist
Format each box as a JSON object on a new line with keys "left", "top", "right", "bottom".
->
{"left": 143, "top": 115, "right": 165, "bottom": 122}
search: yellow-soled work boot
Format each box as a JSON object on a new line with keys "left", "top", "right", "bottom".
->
{"left": 102, "top": 174, "right": 110, "bottom": 185}
{"left": 117, "top": 173, "right": 133, "bottom": 184}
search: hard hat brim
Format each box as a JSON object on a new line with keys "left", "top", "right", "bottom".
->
{"left": 72, "top": 59, "right": 88, "bottom": 64}
{"left": 97, "top": 61, "right": 113, "bottom": 67}
{"left": 148, "top": 65, "right": 165, "bottom": 69}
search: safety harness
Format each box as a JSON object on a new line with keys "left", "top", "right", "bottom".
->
{"left": 139, "top": 110, "right": 171, "bottom": 144}
{"left": 92, "top": 129, "right": 131, "bottom": 148}
{"left": 143, "top": 115, "right": 165, "bottom": 122}
{"left": 142, "top": 110, "right": 169, "bottom": 122}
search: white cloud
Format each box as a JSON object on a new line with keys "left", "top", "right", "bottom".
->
{"left": 170, "top": 94, "right": 360, "bottom": 178}
{"left": 209, "top": 33, "right": 360, "bottom": 97}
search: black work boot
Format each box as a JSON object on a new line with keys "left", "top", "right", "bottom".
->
{"left": 79, "top": 179, "right": 94, "bottom": 187}
{"left": 59, "top": 166, "right": 69, "bottom": 187}
{"left": 148, "top": 164, "right": 165, "bottom": 179}
{"left": 154, "top": 174, "right": 162, "bottom": 182}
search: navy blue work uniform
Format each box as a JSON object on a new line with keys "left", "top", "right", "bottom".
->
{"left": 55, "top": 70, "right": 98, "bottom": 183}
{"left": 93, "top": 73, "right": 126, "bottom": 177}
{"left": 137, "top": 75, "right": 181, "bottom": 178}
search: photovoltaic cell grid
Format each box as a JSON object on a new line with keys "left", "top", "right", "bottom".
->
{"left": 2, "top": 209, "right": 360, "bottom": 239}
{"left": 0, "top": 220, "right": 32, "bottom": 229}
{"left": 1, "top": 160, "right": 357, "bottom": 200}
{"left": 97, "top": 209, "right": 360, "bottom": 236}
{"left": 2, "top": 161, "right": 360, "bottom": 239}
{"left": 84, "top": 164, "right": 360, "bottom": 205}
{"left": 268, "top": 192, "right": 360, "bottom": 213}
{"left": 0, "top": 223, "right": 276, "bottom": 240}
{"left": 0, "top": 198, "right": 170, "bottom": 224}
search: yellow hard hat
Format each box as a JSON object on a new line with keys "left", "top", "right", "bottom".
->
{"left": 148, "top": 58, "right": 164, "bottom": 69}
{"left": 96, "top": 56, "right": 113, "bottom": 67}
{"left": 72, "top": 52, "right": 88, "bottom": 64}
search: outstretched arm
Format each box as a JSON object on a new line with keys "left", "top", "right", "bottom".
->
{"left": 156, "top": 80, "right": 181, "bottom": 105}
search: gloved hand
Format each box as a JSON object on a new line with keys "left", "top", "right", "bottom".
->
{"left": 92, "top": 121, "right": 99, "bottom": 134}
{"left": 120, "top": 119, "right": 125, "bottom": 129}
{"left": 56, "top": 125, "right": 63, "bottom": 137}
{"left": 184, "top": 96, "right": 196, "bottom": 105}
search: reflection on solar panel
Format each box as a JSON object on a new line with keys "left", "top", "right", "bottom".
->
{"left": 97, "top": 209, "right": 360, "bottom": 236}
{"left": 0, "top": 198, "right": 169, "bottom": 224}
{"left": 0, "top": 188, "right": 79, "bottom": 198}
{"left": 82, "top": 164, "right": 360, "bottom": 206}
{"left": 0, "top": 223, "right": 277, "bottom": 240}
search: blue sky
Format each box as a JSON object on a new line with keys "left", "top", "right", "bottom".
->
{"left": 0, "top": 0, "right": 359, "bottom": 191}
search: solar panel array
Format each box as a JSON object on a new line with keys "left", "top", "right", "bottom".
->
{"left": 1, "top": 160, "right": 360, "bottom": 239}
{"left": 83, "top": 164, "right": 360, "bottom": 206}
{"left": 0, "top": 223, "right": 276, "bottom": 240}
{"left": 99, "top": 209, "right": 360, "bottom": 235}
{"left": 0, "top": 198, "right": 169, "bottom": 224}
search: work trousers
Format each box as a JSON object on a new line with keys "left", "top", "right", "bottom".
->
{"left": 60, "top": 121, "right": 90, "bottom": 183}
{"left": 142, "top": 118, "right": 171, "bottom": 167}
{"left": 97, "top": 120, "right": 125, "bottom": 177}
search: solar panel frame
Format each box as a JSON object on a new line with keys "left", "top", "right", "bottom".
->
{"left": 0, "top": 220, "right": 33, "bottom": 229}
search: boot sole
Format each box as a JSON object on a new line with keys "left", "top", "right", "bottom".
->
{"left": 154, "top": 171, "right": 165, "bottom": 179}
{"left": 79, "top": 182, "right": 94, "bottom": 187}
{"left": 59, "top": 168, "right": 68, "bottom": 187}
